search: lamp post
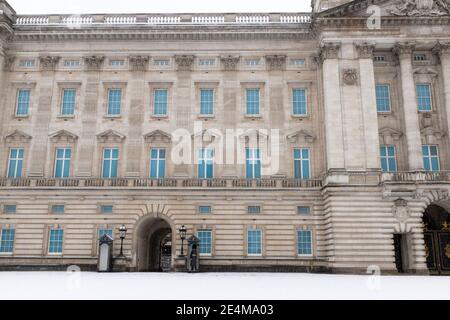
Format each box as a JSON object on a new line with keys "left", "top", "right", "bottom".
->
{"left": 119, "top": 224, "right": 127, "bottom": 257}
{"left": 178, "top": 225, "right": 187, "bottom": 257}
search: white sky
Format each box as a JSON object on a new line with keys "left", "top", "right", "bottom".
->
{"left": 8, "top": 0, "right": 312, "bottom": 14}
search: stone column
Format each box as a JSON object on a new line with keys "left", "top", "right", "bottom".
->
{"left": 393, "top": 43, "right": 423, "bottom": 171}
{"left": 433, "top": 42, "right": 450, "bottom": 153}
{"left": 319, "top": 42, "right": 345, "bottom": 171}
{"left": 356, "top": 43, "right": 381, "bottom": 170}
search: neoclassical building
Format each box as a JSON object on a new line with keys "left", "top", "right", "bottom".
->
{"left": 0, "top": 0, "right": 449, "bottom": 274}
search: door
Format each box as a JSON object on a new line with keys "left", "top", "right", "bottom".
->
{"left": 425, "top": 231, "right": 450, "bottom": 275}
{"left": 393, "top": 234, "right": 404, "bottom": 273}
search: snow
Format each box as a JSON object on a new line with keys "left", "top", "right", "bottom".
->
{"left": 0, "top": 272, "right": 449, "bottom": 300}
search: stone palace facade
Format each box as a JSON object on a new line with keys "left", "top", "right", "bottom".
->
{"left": 0, "top": 0, "right": 449, "bottom": 274}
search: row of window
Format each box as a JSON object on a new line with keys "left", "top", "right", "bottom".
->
{"left": 0, "top": 227, "right": 313, "bottom": 256}
{"left": 14, "top": 88, "right": 309, "bottom": 118}
{"left": 380, "top": 144, "right": 440, "bottom": 172}
{"left": 376, "top": 83, "right": 433, "bottom": 112}
{"left": 17, "top": 58, "right": 306, "bottom": 69}
{"left": 6, "top": 147, "right": 312, "bottom": 179}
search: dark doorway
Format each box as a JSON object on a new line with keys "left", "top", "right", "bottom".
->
{"left": 393, "top": 234, "right": 405, "bottom": 273}
{"left": 423, "top": 204, "right": 450, "bottom": 275}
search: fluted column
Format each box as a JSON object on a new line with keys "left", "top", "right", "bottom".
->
{"left": 320, "top": 42, "right": 345, "bottom": 171}
{"left": 356, "top": 43, "right": 381, "bottom": 170}
{"left": 393, "top": 43, "right": 424, "bottom": 171}
{"left": 433, "top": 42, "right": 450, "bottom": 153}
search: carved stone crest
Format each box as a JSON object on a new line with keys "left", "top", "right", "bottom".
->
{"left": 3, "top": 55, "right": 15, "bottom": 71}
{"left": 392, "top": 198, "right": 410, "bottom": 223}
{"left": 220, "top": 55, "right": 240, "bottom": 71}
{"left": 390, "top": 0, "right": 450, "bottom": 16}
{"left": 342, "top": 68, "right": 359, "bottom": 86}
{"left": 265, "top": 55, "right": 286, "bottom": 71}
{"left": 84, "top": 55, "right": 105, "bottom": 71}
{"left": 129, "top": 55, "right": 149, "bottom": 71}
{"left": 175, "top": 55, "right": 195, "bottom": 71}
{"left": 39, "top": 56, "right": 61, "bottom": 71}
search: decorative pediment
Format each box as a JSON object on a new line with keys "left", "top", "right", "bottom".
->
{"left": 389, "top": 0, "right": 450, "bottom": 16}
{"left": 143, "top": 130, "right": 171, "bottom": 143}
{"left": 421, "top": 126, "right": 445, "bottom": 144}
{"left": 238, "top": 128, "right": 269, "bottom": 143}
{"left": 413, "top": 66, "right": 439, "bottom": 75}
{"left": 220, "top": 55, "right": 240, "bottom": 71}
{"left": 192, "top": 129, "right": 222, "bottom": 143}
{"left": 175, "top": 55, "right": 195, "bottom": 71}
{"left": 96, "top": 129, "right": 125, "bottom": 143}
{"left": 4, "top": 130, "right": 32, "bottom": 143}
{"left": 39, "top": 55, "right": 61, "bottom": 71}
{"left": 379, "top": 127, "right": 403, "bottom": 145}
{"left": 49, "top": 130, "right": 78, "bottom": 143}
{"left": 286, "top": 130, "right": 316, "bottom": 144}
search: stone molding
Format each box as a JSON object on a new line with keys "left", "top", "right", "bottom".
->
{"left": 4, "top": 130, "right": 32, "bottom": 143}
{"left": 317, "top": 42, "right": 341, "bottom": 64}
{"left": 96, "top": 129, "right": 126, "bottom": 143}
{"left": 220, "top": 55, "right": 240, "bottom": 71}
{"left": 393, "top": 42, "right": 415, "bottom": 57}
{"left": 286, "top": 130, "right": 316, "bottom": 144}
{"left": 49, "top": 130, "right": 78, "bottom": 143}
{"left": 175, "top": 55, "right": 195, "bottom": 71}
{"left": 143, "top": 130, "right": 172, "bottom": 143}
{"left": 342, "top": 68, "right": 359, "bottom": 86}
{"left": 379, "top": 127, "right": 403, "bottom": 145}
{"left": 84, "top": 55, "right": 105, "bottom": 71}
{"left": 265, "top": 55, "right": 286, "bottom": 71}
{"left": 355, "top": 42, "right": 375, "bottom": 59}
{"left": 389, "top": 0, "right": 450, "bottom": 16}
{"left": 432, "top": 41, "right": 450, "bottom": 59}
{"left": 39, "top": 55, "right": 60, "bottom": 71}
{"left": 3, "top": 54, "right": 15, "bottom": 71}
{"left": 129, "top": 55, "right": 149, "bottom": 71}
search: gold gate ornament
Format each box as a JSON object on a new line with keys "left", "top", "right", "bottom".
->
{"left": 445, "top": 244, "right": 450, "bottom": 259}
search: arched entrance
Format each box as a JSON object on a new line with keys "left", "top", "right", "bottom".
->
{"left": 423, "top": 204, "right": 450, "bottom": 275}
{"left": 135, "top": 217, "right": 173, "bottom": 272}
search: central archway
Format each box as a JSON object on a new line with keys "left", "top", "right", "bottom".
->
{"left": 135, "top": 216, "right": 174, "bottom": 272}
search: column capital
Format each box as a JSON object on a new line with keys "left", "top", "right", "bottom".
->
{"left": 432, "top": 41, "right": 450, "bottom": 59}
{"left": 175, "top": 55, "right": 195, "bottom": 71}
{"left": 392, "top": 42, "right": 415, "bottom": 57}
{"left": 355, "top": 42, "right": 375, "bottom": 59}
{"left": 317, "top": 42, "right": 341, "bottom": 64}
{"left": 39, "top": 55, "right": 61, "bottom": 72}
{"left": 129, "top": 55, "right": 150, "bottom": 71}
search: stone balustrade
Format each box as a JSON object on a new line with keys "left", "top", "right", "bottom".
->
{"left": 0, "top": 177, "right": 323, "bottom": 189}
{"left": 14, "top": 13, "right": 311, "bottom": 26}
{"left": 381, "top": 171, "right": 450, "bottom": 183}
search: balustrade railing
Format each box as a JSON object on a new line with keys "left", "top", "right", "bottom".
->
{"left": 381, "top": 171, "right": 450, "bottom": 182}
{"left": 14, "top": 13, "right": 312, "bottom": 26}
{"left": 0, "top": 177, "right": 322, "bottom": 189}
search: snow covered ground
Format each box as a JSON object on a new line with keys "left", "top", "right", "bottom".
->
{"left": 0, "top": 272, "right": 449, "bottom": 300}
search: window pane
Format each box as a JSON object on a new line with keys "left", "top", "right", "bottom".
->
{"left": 16, "top": 90, "right": 30, "bottom": 115}
{"left": 61, "top": 89, "right": 76, "bottom": 115}
{"left": 154, "top": 89, "right": 168, "bottom": 115}
{"left": 197, "top": 230, "right": 212, "bottom": 255}
{"left": 8, "top": 148, "right": 24, "bottom": 179}
{"left": 376, "top": 85, "right": 391, "bottom": 112}
{"left": 48, "top": 229, "right": 64, "bottom": 254}
{"left": 246, "top": 89, "right": 260, "bottom": 115}
{"left": 416, "top": 84, "right": 432, "bottom": 111}
{"left": 98, "top": 229, "right": 113, "bottom": 240}
{"left": 297, "top": 230, "right": 312, "bottom": 255}
{"left": 101, "top": 205, "right": 113, "bottom": 214}
{"left": 0, "top": 229, "right": 15, "bottom": 253}
{"left": 4, "top": 205, "right": 17, "bottom": 214}
{"left": 107, "top": 89, "right": 122, "bottom": 115}
{"left": 297, "top": 206, "right": 310, "bottom": 215}
{"left": 247, "top": 229, "right": 262, "bottom": 255}
{"left": 200, "top": 89, "right": 214, "bottom": 115}
{"left": 293, "top": 89, "right": 307, "bottom": 115}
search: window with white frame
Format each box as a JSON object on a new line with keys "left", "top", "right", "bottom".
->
{"left": 247, "top": 229, "right": 262, "bottom": 255}
{"left": 198, "top": 206, "right": 212, "bottom": 214}
{"left": 19, "top": 59, "right": 35, "bottom": 68}
{"left": 199, "top": 59, "right": 215, "bottom": 67}
{"left": 54, "top": 148, "right": 72, "bottom": 178}
{"left": 374, "top": 55, "right": 386, "bottom": 62}
{"left": 198, "top": 148, "right": 214, "bottom": 179}
{"left": 4, "top": 205, "right": 17, "bottom": 214}
{"left": 51, "top": 205, "right": 65, "bottom": 214}
{"left": 153, "top": 59, "right": 170, "bottom": 67}
{"left": 110, "top": 60, "right": 125, "bottom": 67}
{"left": 48, "top": 228, "right": 64, "bottom": 254}
{"left": 63, "top": 60, "right": 80, "bottom": 68}
{"left": 60, "top": 89, "right": 76, "bottom": 115}
{"left": 292, "top": 88, "right": 307, "bottom": 116}
{"left": 375, "top": 84, "right": 391, "bottom": 112}
{"left": 16, "top": 89, "right": 31, "bottom": 116}
{"left": 153, "top": 89, "right": 168, "bottom": 116}
{"left": 7, "top": 148, "right": 24, "bottom": 179}
{"left": 290, "top": 59, "right": 306, "bottom": 66}
{"left": 416, "top": 84, "right": 432, "bottom": 111}
{"left": 246, "top": 148, "right": 261, "bottom": 179}
{"left": 150, "top": 148, "right": 166, "bottom": 179}
{"left": 100, "top": 205, "right": 113, "bottom": 214}
{"left": 297, "top": 206, "right": 311, "bottom": 215}
{"left": 247, "top": 206, "right": 261, "bottom": 214}
{"left": 297, "top": 230, "right": 313, "bottom": 256}
{"left": 200, "top": 89, "right": 214, "bottom": 115}
{"left": 414, "top": 53, "right": 427, "bottom": 61}
{"left": 246, "top": 89, "right": 260, "bottom": 115}
{"left": 422, "top": 145, "right": 440, "bottom": 172}
{"left": 380, "top": 146, "right": 397, "bottom": 172}
{"left": 245, "top": 58, "right": 260, "bottom": 66}
{"left": 102, "top": 148, "right": 119, "bottom": 178}
{"left": 294, "top": 148, "right": 310, "bottom": 180}
{"left": 0, "top": 228, "right": 15, "bottom": 253}
{"left": 197, "top": 229, "right": 212, "bottom": 255}
{"left": 107, "top": 89, "right": 122, "bottom": 116}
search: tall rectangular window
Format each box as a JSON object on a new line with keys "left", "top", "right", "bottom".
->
{"left": 16, "top": 89, "right": 30, "bottom": 116}
{"left": 102, "top": 148, "right": 119, "bottom": 178}
{"left": 54, "top": 148, "right": 71, "bottom": 178}
{"left": 0, "top": 229, "right": 15, "bottom": 253}
{"left": 60, "top": 89, "right": 76, "bottom": 115}
{"left": 48, "top": 229, "right": 64, "bottom": 254}
{"left": 246, "top": 89, "right": 260, "bottom": 115}
{"left": 375, "top": 84, "right": 391, "bottom": 112}
{"left": 422, "top": 145, "right": 440, "bottom": 172}
{"left": 294, "top": 148, "right": 310, "bottom": 179}
{"left": 416, "top": 84, "right": 432, "bottom": 111}
{"left": 7, "top": 148, "right": 24, "bottom": 179}
{"left": 150, "top": 148, "right": 166, "bottom": 179}
{"left": 107, "top": 89, "right": 122, "bottom": 115}
{"left": 247, "top": 229, "right": 262, "bottom": 255}
{"left": 297, "top": 230, "right": 313, "bottom": 256}
{"left": 153, "top": 89, "right": 168, "bottom": 116}
{"left": 292, "top": 89, "right": 307, "bottom": 116}
{"left": 198, "top": 148, "right": 214, "bottom": 179}
{"left": 200, "top": 89, "right": 214, "bottom": 115}
{"left": 246, "top": 148, "right": 261, "bottom": 179}
{"left": 98, "top": 229, "right": 113, "bottom": 240}
{"left": 197, "top": 230, "right": 212, "bottom": 255}
{"left": 380, "top": 146, "right": 397, "bottom": 172}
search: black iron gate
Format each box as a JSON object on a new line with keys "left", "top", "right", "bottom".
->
{"left": 424, "top": 230, "right": 450, "bottom": 275}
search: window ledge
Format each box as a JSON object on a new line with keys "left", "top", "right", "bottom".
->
{"left": 151, "top": 115, "right": 169, "bottom": 119}
{"left": 14, "top": 115, "right": 29, "bottom": 119}
{"left": 244, "top": 114, "right": 262, "bottom": 119}
{"left": 297, "top": 255, "right": 314, "bottom": 259}
{"left": 377, "top": 111, "right": 393, "bottom": 115}
{"left": 57, "top": 115, "right": 75, "bottom": 119}
{"left": 104, "top": 115, "right": 122, "bottom": 119}
{"left": 291, "top": 114, "right": 309, "bottom": 119}
{"left": 198, "top": 114, "right": 215, "bottom": 119}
